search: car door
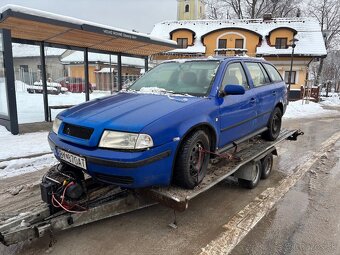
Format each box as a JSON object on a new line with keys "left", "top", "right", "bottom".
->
{"left": 244, "top": 62, "right": 277, "bottom": 129}
{"left": 218, "top": 61, "right": 257, "bottom": 149}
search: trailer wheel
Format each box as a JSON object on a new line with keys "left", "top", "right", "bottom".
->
{"left": 261, "top": 154, "right": 273, "bottom": 179}
{"left": 238, "top": 161, "right": 261, "bottom": 189}
{"left": 262, "top": 107, "right": 282, "bottom": 141}
{"left": 174, "top": 130, "right": 210, "bottom": 189}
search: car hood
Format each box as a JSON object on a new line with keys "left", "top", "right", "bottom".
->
{"left": 59, "top": 92, "right": 203, "bottom": 133}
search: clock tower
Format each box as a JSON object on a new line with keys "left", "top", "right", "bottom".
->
{"left": 177, "top": 0, "right": 205, "bottom": 20}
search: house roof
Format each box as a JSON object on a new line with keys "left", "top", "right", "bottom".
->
{"left": 12, "top": 43, "right": 65, "bottom": 58}
{"left": 0, "top": 4, "right": 177, "bottom": 57}
{"left": 151, "top": 18, "right": 327, "bottom": 57}
{"left": 61, "top": 51, "right": 145, "bottom": 67}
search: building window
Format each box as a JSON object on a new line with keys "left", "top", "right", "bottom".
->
{"left": 235, "top": 39, "right": 244, "bottom": 49}
{"left": 218, "top": 39, "right": 227, "bottom": 49}
{"left": 20, "top": 65, "right": 29, "bottom": 72}
{"left": 177, "top": 38, "right": 188, "bottom": 48}
{"left": 275, "top": 38, "right": 288, "bottom": 49}
{"left": 185, "top": 4, "right": 189, "bottom": 13}
{"left": 284, "top": 71, "right": 296, "bottom": 84}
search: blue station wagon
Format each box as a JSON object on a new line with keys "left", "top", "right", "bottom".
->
{"left": 49, "top": 57, "right": 287, "bottom": 189}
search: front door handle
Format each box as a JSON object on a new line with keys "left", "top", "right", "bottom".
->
{"left": 250, "top": 98, "right": 256, "bottom": 104}
{"left": 272, "top": 91, "right": 277, "bottom": 95}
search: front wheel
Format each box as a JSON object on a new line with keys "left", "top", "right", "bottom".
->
{"left": 262, "top": 107, "right": 282, "bottom": 141}
{"left": 173, "top": 130, "right": 210, "bottom": 189}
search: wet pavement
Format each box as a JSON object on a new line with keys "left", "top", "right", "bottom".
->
{"left": 1, "top": 115, "right": 340, "bottom": 255}
{"left": 231, "top": 140, "right": 340, "bottom": 255}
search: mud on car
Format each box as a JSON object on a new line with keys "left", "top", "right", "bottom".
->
{"left": 49, "top": 57, "right": 287, "bottom": 189}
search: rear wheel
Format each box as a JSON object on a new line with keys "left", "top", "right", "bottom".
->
{"left": 260, "top": 154, "right": 273, "bottom": 179}
{"left": 238, "top": 161, "right": 261, "bottom": 189}
{"left": 262, "top": 107, "right": 282, "bottom": 141}
{"left": 174, "top": 130, "right": 210, "bottom": 189}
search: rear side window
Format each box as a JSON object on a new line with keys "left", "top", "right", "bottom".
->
{"left": 263, "top": 63, "right": 283, "bottom": 82}
{"left": 221, "top": 62, "right": 249, "bottom": 90}
{"left": 245, "top": 62, "right": 268, "bottom": 87}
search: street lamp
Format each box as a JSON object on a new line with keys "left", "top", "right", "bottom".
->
{"left": 287, "top": 38, "right": 299, "bottom": 104}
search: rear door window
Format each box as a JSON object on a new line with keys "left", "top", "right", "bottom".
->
{"left": 263, "top": 63, "right": 283, "bottom": 82}
{"left": 245, "top": 62, "right": 268, "bottom": 87}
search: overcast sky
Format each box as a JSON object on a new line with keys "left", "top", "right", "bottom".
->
{"left": 0, "top": 0, "right": 177, "bottom": 33}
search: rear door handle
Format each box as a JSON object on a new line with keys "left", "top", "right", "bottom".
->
{"left": 272, "top": 91, "right": 277, "bottom": 95}
{"left": 250, "top": 98, "right": 256, "bottom": 104}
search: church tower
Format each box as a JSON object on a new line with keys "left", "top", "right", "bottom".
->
{"left": 177, "top": 0, "right": 205, "bottom": 20}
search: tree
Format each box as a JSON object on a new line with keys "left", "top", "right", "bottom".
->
{"left": 322, "top": 50, "right": 340, "bottom": 92}
{"left": 204, "top": 0, "right": 300, "bottom": 19}
{"left": 307, "top": 0, "right": 340, "bottom": 85}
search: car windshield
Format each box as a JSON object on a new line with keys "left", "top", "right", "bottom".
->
{"left": 128, "top": 60, "right": 220, "bottom": 96}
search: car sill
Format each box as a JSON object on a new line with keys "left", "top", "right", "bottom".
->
{"left": 217, "top": 127, "right": 268, "bottom": 154}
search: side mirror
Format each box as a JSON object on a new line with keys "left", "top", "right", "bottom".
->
{"left": 223, "top": 84, "right": 245, "bottom": 96}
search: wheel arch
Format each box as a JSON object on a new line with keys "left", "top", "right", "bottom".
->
{"left": 170, "top": 122, "right": 217, "bottom": 183}
{"left": 275, "top": 102, "right": 284, "bottom": 114}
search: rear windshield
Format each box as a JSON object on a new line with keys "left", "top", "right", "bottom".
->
{"left": 128, "top": 61, "right": 220, "bottom": 96}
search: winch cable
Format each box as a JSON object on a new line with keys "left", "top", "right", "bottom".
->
{"left": 51, "top": 181, "right": 87, "bottom": 214}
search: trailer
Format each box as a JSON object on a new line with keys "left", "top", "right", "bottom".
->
{"left": 0, "top": 129, "right": 302, "bottom": 246}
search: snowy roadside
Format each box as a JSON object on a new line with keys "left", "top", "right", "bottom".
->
{"left": 0, "top": 154, "right": 57, "bottom": 179}
{"left": 283, "top": 99, "right": 340, "bottom": 119}
{"left": 0, "top": 126, "right": 50, "bottom": 161}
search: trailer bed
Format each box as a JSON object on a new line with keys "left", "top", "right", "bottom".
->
{"left": 142, "top": 129, "right": 299, "bottom": 211}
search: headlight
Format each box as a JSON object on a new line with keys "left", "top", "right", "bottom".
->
{"left": 52, "top": 118, "right": 62, "bottom": 134}
{"left": 99, "top": 131, "right": 153, "bottom": 150}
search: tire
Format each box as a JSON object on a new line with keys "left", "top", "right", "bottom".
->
{"left": 238, "top": 161, "right": 261, "bottom": 189}
{"left": 260, "top": 154, "right": 273, "bottom": 179}
{"left": 173, "top": 130, "right": 210, "bottom": 189}
{"left": 262, "top": 107, "right": 282, "bottom": 141}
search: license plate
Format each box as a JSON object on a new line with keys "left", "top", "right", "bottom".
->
{"left": 58, "top": 149, "right": 87, "bottom": 170}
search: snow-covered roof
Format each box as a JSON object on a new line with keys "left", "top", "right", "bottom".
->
{"left": 61, "top": 52, "right": 145, "bottom": 67}
{"left": 12, "top": 43, "right": 65, "bottom": 58}
{"left": 151, "top": 18, "right": 327, "bottom": 57}
{"left": 0, "top": 5, "right": 176, "bottom": 57}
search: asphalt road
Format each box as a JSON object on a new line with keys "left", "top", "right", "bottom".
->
{"left": 1, "top": 114, "right": 340, "bottom": 255}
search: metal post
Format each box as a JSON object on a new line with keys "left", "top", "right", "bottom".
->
{"left": 84, "top": 48, "right": 90, "bottom": 101}
{"left": 0, "top": 29, "right": 18, "bottom": 134}
{"left": 117, "top": 53, "right": 122, "bottom": 91}
{"left": 287, "top": 38, "right": 298, "bottom": 103}
{"left": 109, "top": 54, "right": 113, "bottom": 93}
{"left": 144, "top": 56, "right": 149, "bottom": 72}
{"left": 40, "top": 42, "right": 49, "bottom": 122}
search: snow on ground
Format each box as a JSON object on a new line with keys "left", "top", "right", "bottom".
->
{"left": 17, "top": 90, "right": 111, "bottom": 123}
{"left": 0, "top": 154, "right": 57, "bottom": 179}
{"left": 284, "top": 100, "right": 339, "bottom": 119}
{"left": 0, "top": 126, "right": 50, "bottom": 160}
{"left": 320, "top": 94, "right": 340, "bottom": 107}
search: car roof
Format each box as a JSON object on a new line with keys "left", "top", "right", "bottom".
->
{"left": 162, "top": 56, "right": 269, "bottom": 64}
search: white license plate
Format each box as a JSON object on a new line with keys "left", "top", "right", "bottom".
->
{"left": 58, "top": 149, "right": 87, "bottom": 170}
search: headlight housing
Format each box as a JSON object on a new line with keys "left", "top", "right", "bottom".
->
{"left": 99, "top": 131, "right": 154, "bottom": 150}
{"left": 52, "top": 118, "right": 62, "bottom": 134}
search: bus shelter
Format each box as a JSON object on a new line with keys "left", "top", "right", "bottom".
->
{"left": 0, "top": 5, "right": 177, "bottom": 134}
